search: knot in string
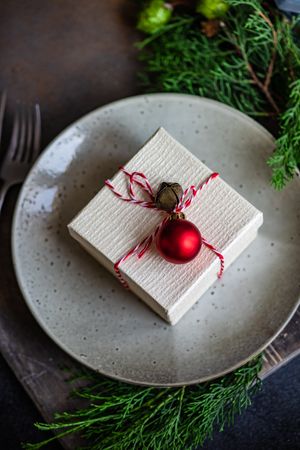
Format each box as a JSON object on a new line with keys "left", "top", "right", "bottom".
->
{"left": 105, "top": 168, "right": 224, "bottom": 288}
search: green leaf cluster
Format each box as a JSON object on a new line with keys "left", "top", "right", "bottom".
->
{"left": 137, "top": 0, "right": 173, "bottom": 34}
{"left": 24, "top": 355, "right": 262, "bottom": 449}
{"left": 196, "top": 0, "right": 230, "bottom": 20}
{"left": 137, "top": 0, "right": 300, "bottom": 188}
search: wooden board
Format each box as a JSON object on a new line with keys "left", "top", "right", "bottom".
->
{"left": 0, "top": 1, "right": 299, "bottom": 449}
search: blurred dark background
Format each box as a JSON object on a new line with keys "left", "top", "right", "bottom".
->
{"left": 0, "top": 0, "right": 141, "bottom": 146}
{"left": 0, "top": 1, "right": 299, "bottom": 449}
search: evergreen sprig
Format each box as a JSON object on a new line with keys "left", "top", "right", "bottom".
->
{"left": 136, "top": 0, "right": 300, "bottom": 188}
{"left": 24, "top": 355, "right": 262, "bottom": 449}
{"left": 268, "top": 79, "right": 300, "bottom": 189}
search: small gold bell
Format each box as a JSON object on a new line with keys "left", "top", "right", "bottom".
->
{"left": 155, "top": 182, "right": 183, "bottom": 212}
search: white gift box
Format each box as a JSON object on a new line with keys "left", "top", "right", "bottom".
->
{"left": 68, "top": 128, "right": 263, "bottom": 325}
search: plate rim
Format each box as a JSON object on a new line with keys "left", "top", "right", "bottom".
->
{"left": 11, "top": 93, "right": 300, "bottom": 386}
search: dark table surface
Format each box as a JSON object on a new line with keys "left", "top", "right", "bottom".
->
{"left": 0, "top": 1, "right": 299, "bottom": 449}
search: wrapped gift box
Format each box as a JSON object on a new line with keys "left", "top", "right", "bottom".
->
{"left": 68, "top": 128, "right": 263, "bottom": 325}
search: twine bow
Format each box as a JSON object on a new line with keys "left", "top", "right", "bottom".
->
{"left": 105, "top": 167, "right": 224, "bottom": 288}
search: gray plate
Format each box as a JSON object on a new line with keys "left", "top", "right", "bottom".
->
{"left": 12, "top": 94, "right": 300, "bottom": 386}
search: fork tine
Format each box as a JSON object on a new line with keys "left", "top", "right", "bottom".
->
{"left": 24, "top": 105, "right": 33, "bottom": 162}
{"left": 15, "top": 105, "right": 27, "bottom": 162}
{"left": 4, "top": 107, "right": 20, "bottom": 162}
{"left": 0, "top": 91, "right": 7, "bottom": 145}
{"left": 31, "top": 104, "right": 41, "bottom": 162}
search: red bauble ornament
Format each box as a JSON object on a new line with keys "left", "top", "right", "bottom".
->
{"left": 156, "top": 218, "right": 202, "bottom": 264}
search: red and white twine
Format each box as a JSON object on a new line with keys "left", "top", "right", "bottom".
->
{"left": 105, "top": 167, "right": 224, "bottom": 288}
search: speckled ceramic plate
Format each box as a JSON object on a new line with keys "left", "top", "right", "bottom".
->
{"left": 12, "top": 94, "right": 300, "bottom": 386}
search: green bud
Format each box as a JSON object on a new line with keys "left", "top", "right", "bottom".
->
{"left": 196, "top": 0, "right": 229, "bottom": 20}
{"left": 137, "top": 0, "right": 173, "bottom": 34}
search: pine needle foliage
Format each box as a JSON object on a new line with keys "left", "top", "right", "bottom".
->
{"left": 24, "top": 355, "right": 262, "bottom": 450}
{"left": 137, "top": 0, "right": 300, "bottom": 188}
{"left": 268, "top": 79, "right": 300, "bottom": 189}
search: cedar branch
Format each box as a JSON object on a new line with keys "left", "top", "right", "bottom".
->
{"left": 258, "top": 11, "right": 278, "bottom": 90}
{"left": 223, "top": 6, "right": 280, "bottom": 113}
{"left": 243, "top": 9, "right": 279, "bottom": 113}
{"left": 246, "top": 62, "right": 280, "bottom": 113}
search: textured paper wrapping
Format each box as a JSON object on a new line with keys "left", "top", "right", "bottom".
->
{"left": 68, "top": 128, "right": 263, "bottom": 325}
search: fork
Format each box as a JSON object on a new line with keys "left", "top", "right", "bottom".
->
{"left": 0, "top": 95, "right": 41, "bottom": 213}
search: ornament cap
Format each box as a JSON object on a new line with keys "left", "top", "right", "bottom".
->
{"left": 170, "top": 212, "right": 185, "bottom": 220}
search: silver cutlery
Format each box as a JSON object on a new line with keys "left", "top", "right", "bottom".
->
{"left": 0, "top": 91, "right": 6, "bottom": 145}
{"left": 0, "top": 96, "right": 41, "bottom": 213}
